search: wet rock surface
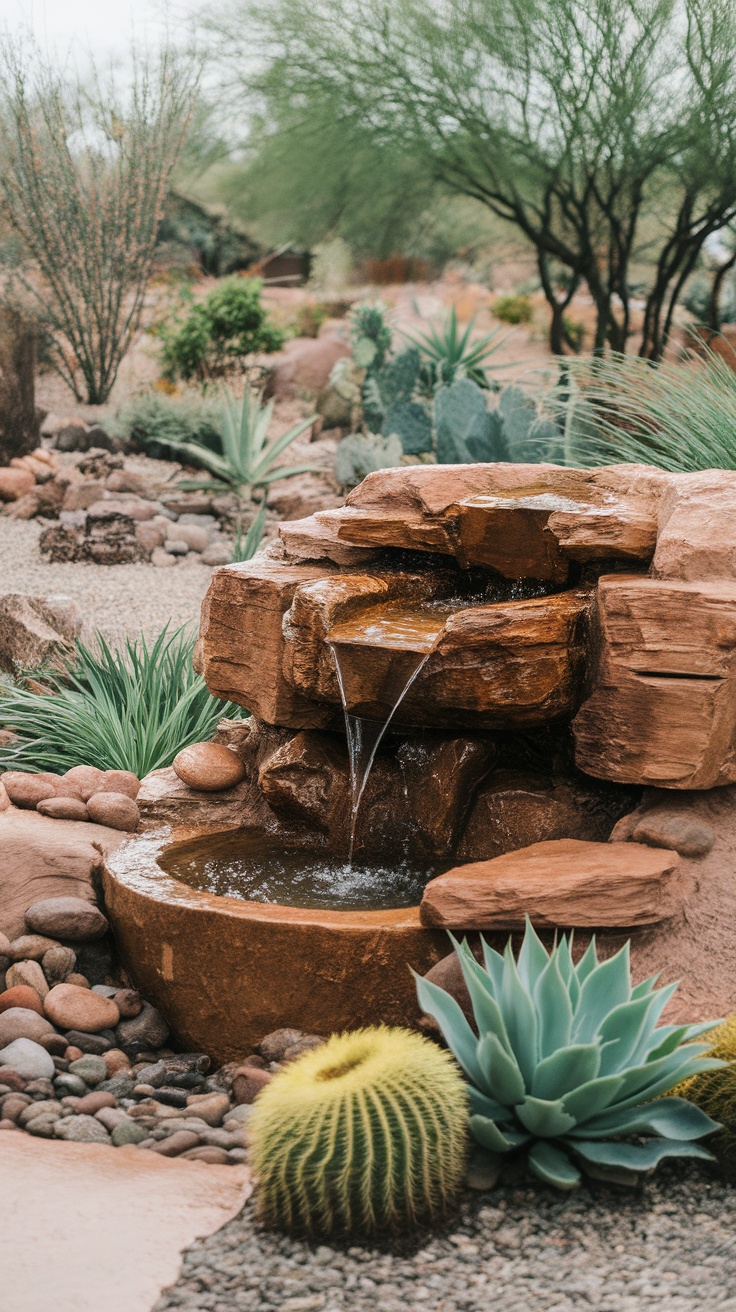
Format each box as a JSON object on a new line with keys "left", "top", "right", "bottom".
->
{"left": 153, "top": 1166, "right": 735, "bottom": 1312}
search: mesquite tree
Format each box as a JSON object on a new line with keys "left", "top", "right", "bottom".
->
{"left": 0, "top": 41, "right": 200, "bottom": 403}
{"left": 210, "top": 0, "right": 736, "bottom": 358}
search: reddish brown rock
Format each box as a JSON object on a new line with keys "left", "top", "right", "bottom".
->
{"left": 60, "top": 766, "right": 105, "bottom": 802}
{"left": 456, "top": 769, "right": 633, "bottom": 862}
{"left": 199, "top": 556, "right": 337, "bottom": 726}
{"left": 0, "top": 986, "right": 44, "bottom": 1017}
{"left": 279, "top": 515, "right": 379, "bottom": 567}
{"left": 149, "top": 1130, "right": 201, "bottom": 1157}
{"left": 41, "top": 945, "right": 76, "bottom": 984}
{"left": 573, "top": 575, "right": 736, "bottom": 788}
{"left": 2, "top": 773, "right": 57, "bottom": 809}
{"left": 652, "top": 471, "right": 736, "bottom": 581}
{"left": 267, "top": 333, "right": 350, "bottom": 399}
{"left": 86, "top": 792, "right": 140, "bottom": 831}
{"left": 36, "top": 797, "right": 90, "bottom": 821}
{"left": 112, "top": 989, "right": 142, "bottom": 1019}
{"left": 97, "top": 771, "right": 140, "bottom": 800}
{"left": 232, "top": 1065, "right": 272, "bottom": 1105}
{"left": 102, "top": 1048, "right": 130, "bottom": 1076}
{"left": 25, "top": 896, "right": 108, "bottom": 942}
{"left": 172, "top": 743, "right": 246, "bottom": 792}
{"left": 44, "top": 984, "right": 120, "bottom": 1033}
{"left": 75, "top": 1090, "right": 117, "bottom": 1114}
{"left": 420, "top": 838, "right": 684, "bottom": 929}
{"left": 8, "top": 935, "right": 58, "bottom": 962}
{"left": 64, "top": 973, "right": 90, "bottom": 989}
{"left": 632, "top": 812, "right": 715, "bottom": 858}
{"left": 0, "top": 595, "right": 79, "bottom": 675}
{"left": 0, "top": 467, "right": 34, "bottom": 501}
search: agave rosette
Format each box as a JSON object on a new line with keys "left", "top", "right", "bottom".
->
{"left": 416, "top": 919, "right": 724, "bottom": 1189}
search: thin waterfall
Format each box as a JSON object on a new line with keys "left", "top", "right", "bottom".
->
{"left": 329, "top": 644, "right": 433, "bottom": 865}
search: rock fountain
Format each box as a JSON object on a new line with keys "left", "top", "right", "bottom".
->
{"left": 103, "top": 462, "right": 736, "bottom": 1059}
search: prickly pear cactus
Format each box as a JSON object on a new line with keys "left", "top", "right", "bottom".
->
{"left": 249, "top": 1026, "right": 469, "bottom": 1235}
{"left": 334, "top": 432, "right": 403, "bottom": 488}
{"left": 435, "top": 377, "right": 502, "bottom": 463}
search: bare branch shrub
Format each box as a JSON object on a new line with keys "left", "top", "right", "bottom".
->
{"left": 0, "top": 40, "right": 200, "bottom": 404}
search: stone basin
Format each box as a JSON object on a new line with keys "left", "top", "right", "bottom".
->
{"left": 102, "top": 826, "right": 448, "bottom": 1064}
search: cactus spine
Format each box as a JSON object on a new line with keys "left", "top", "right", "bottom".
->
{"left": 249, "top": 1025, "right": 468, "bottom": 1235}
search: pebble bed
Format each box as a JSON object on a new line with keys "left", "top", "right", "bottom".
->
{"left": 0, "top": 518, "right": 214, "bottom": 642}
{"left": 155, "top": 1167, "right": 736, "bottom": 1312}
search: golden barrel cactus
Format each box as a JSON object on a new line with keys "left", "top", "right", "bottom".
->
{"left": 249, "top": 1025, "right": 468, "bottom": 1235}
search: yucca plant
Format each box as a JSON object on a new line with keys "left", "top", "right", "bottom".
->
{"left": 249, "top": 1026, "right": 468, "bottom": 1234}
{"left": 403, "top": 306, "right": 508, "bottom": 390}
{"left": 154, "top": 385, "right": 319, "bottom": 501}
{"left": 556, "top": 347, "right": 736, "bottom": 471}
{"left": 416, "top": 919, "right": 723, "bottom": 1190}
{"left": 0, "top": 626, "right": 243, "bottom": 777}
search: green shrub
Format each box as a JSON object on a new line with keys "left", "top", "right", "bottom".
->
{"left": 493, "top": 294, "right": 533, "bottom": 325}
{"left": 110, "top": 390, "right": 223, "bottom": 461}
{"left": 416, "top": 918, "right": 722, "bottom": 1190}
{"left": 0, "top": 627, "right": 243, "bottom": 778}
{"left": 159, "top": 277, "right": 285, "bottom": 383}
{"left": 249, "top": 1026, "right": 468, "bottom": 1234}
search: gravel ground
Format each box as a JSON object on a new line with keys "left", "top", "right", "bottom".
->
{"left": 154, "top": 1167, "right": 736, "bottom": 1312}
{"left": 0, "top": 518, "right": 215, "bottom": 643}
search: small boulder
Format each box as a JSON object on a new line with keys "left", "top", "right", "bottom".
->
{"left": 86, "top": 791, "right": 140, "bottom": 831}
{"left": 172, "top": 525, "right": 208, "bottom": 553}
{"left": 8, "top": 935, "right": 58, "bottom": 962}
{"left": 632, "top": 813, "right": 716, "bottom": 859}
{"left": 180, "top": 1092, "right": 230, "bottom": 1126}
{"left": 75, "top": 1090, "right": 116, "bottom": 1114}
{"left": 68, "top": 1054, "right": 108, "bottom": 1086}
{"left": 42, "top": 945, "right": 77, "bottom": 984}
{"left": 0, "top": 1037, "right": 55, "bottom": 1080}
{"left": 0, "top": 987, "right": 44, "bottom": 1018}
{"left": 44, "top": 984, "right": 120, "bottom": 1033}
{"left": 172, "top": 742, "right": 246, "bottom": 792}
{"left": 111, "top": 1120, "right": 148, "bottom": 1146}
{"left": 25, "top": 897, "right": 108, "bottom": 942}
{"left": 97, "top": 770, "right": 140, "bottom": 800}
{"left": 0, "top": 468, "right": 35, "bottom": 502}
{"left": 64, "top": 1029, "right": 113, "bottom": 1055}
{"left": 6, "top": 960, "right": 49, "bottom": 1000}
{"left": 151, "top": 548, "right": 177, "bottom": 568}
{"left": 256, "top": 1028, "right": 305, "bottom": 1063}
{"left": 2, "top": 773, "right": 56, "bottom": 809}
{"left": 232, "top": 1066, "right": 272, "bottom": 1105}
{"left": 0, "top": 1007, "right": 55, "bottom": 1046}
{"left": 202, "top": 543, "right": 231, "bottom": 567}
{"left": 36, "top": 796, "right": 90, "bottom": 821}
{"left": 59, "top": 765, "right": 105, "bottom": 801}
{"left": 54, "top": 1114, "right": 111, "bottom": 1144}
{"left": 116, "top": 1001, "right": 169, "bottom": 1051}
{"left": 150, "top": 1130, "right": 201, "bottom": 1156}
{"left": 112, "top": 989, "right": 142, "bottom": 1019}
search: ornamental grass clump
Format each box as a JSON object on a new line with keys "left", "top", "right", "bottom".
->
{"left": 249, "top": 1026, "right": 468, "bottom": 1235}
{"left": 416, "top": 919, "right": 723, "bottom": 1190}
{"left": 0, "top": 625, "right": 242, "bottom": 777}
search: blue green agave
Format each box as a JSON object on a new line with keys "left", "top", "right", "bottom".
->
{"left": 416, "top": 920, "right": 724, "bottom": 1189}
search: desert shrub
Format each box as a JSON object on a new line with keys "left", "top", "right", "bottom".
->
{"left": 493, "top": 294, "right": 533, "bottom": 325}
{"left": 417, "top": 919, "right": 722, "bottom": 1190}
{"left": 110, "top": 390, "right": 223, "bottom": 461}
{"left": 0, "top": 626, "right": 243, "bottom": 777}
{"left": 249, "top": 1026, "right": 468, "bottom": 1234}
{"left": 159, "top": 277, "right": 285, "bottom": 383}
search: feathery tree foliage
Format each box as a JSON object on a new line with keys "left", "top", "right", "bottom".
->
{"left": 0, "top": 38, "right": 200, "bottom": 403}
{"left": 207, "top": 0, "right": 736, "bottom": 358}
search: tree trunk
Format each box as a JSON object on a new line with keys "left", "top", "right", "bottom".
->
{"left": 708, "top": 252, "right": 736, "bottom": 331}
{"left": 0, "top": 309, "right": 38, "bottom": 466}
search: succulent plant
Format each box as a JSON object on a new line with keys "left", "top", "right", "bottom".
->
{"left": 675, "top": 1014, "right": 736, "bottom": 1179}
{"left": 416, "top": 919, "right": 723, "bottom": 1190}
{"left": 334, "top": 432, "right": 403, "bottom": 488}
{"left": 434, "top": 378, "right": 501, "bottom": 463}
{"left": 249, "top": 1025, "right": 468, "bottom": 1234}
{"left": 403, "top": 306, "right": 507, "bottom": 389}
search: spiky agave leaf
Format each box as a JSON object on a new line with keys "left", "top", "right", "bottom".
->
{"left": 415, "top": 919, "right": 724, "bottom": 1190}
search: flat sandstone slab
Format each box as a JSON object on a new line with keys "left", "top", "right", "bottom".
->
{"left": 420, "top": 838, "right": 684, "bottom": 929}
{"left": 0, "top": 1133, "right": 251, "bottom": 1312}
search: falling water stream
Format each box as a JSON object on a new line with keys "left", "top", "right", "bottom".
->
{"left": 329, "top": 643, "right": 434, "bottom": 865}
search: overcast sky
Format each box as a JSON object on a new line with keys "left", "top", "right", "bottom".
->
{"left": 4, "top": 0, "right": 201, "bottom": 64}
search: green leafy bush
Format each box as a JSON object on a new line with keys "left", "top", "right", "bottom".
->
{"left": 416, "top": 919, "right": 722, "bottom": 1190}
{"left": 249, "top": 1026, "right": 468, "bottom": 1234}
{"left": 494, "top": 294, "right": 533, "bottom": 325}
{"left": 151, "top": 386, "right": 318, "bottom": 501}
{"left": 110, "top": 390, "right": 223, "bottom": 461}
{"left": 0, "top": 627, "right": 243, "bottom": 778}
{"left": 159, "top": 277, "right": 285, "bottom": 383}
